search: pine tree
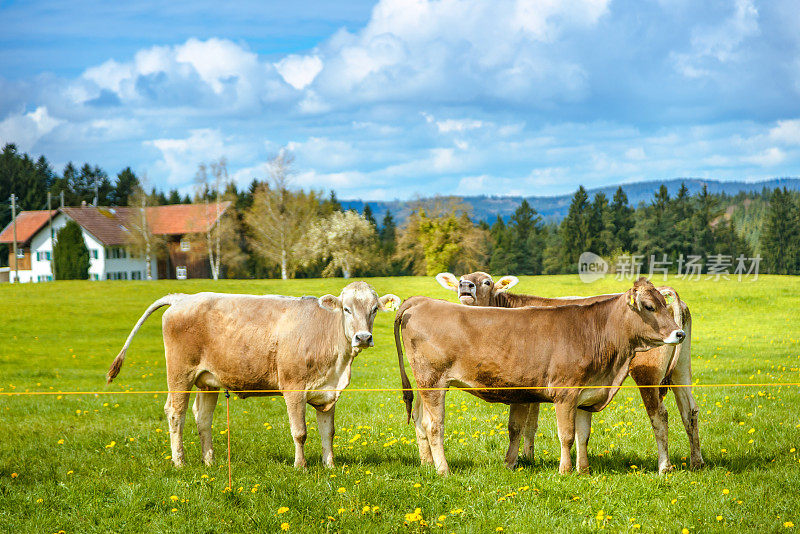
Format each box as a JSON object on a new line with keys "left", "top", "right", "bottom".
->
{"left": 53, "top": 220, "right": 90, "bottom": 280}
{"left": 762, "top": 187, "right": 800, "bottom": 274}
{"left": 691, "top": 185, "right": 718, "bottom": 262}
{"left": 508, "top": 200, "right": 544, "bottom": 274}
{"left": 489, "top": 216, "right": 515, "bottom": 274}
{"left": 560, "top": 186, "right": 591, "bottom": 268}
{"left": 112, "top": 167, "right": 139, "bottom": 206}
{"left": 363, "top": 204, "right": 377, "bottom": 227}
{"left": 610, "top": 187, "right": 634, "bottom": 251}
{"left": 379, "top": 210, "right": 397, "bottom": 254}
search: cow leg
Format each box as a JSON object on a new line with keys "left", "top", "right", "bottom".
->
{"left": 412, "top": 394, "right": 434, "bottom": 465}
{"left": 637, "top": 385, "right": 672, "bottom": 473}
{"left": 284, "top": 392, "right": 308, "bottom": 469}
{"left": 315, "top": 405, "right": 336, "bottom": 468}
{"left": 575, "top": 409, "right": 592, "bottom": 473}
{"left": 192, "top": 388, "right": 219, "bottom": 466}
{"left": 554, "top": 402, "right": 577, "bottom": 474}
{"left": 520, "top": 403, "right": 540, "bottom": 460}
{"left": 164, "top": 387, "right": 191, "bottom": 467}
{"left": 419, "top": 388, "right": 449, "bottom": 476}
{"left": 670, "top": 351, "right": 704, "bottom": 469}
{"left": 505, "top": 403, "right": 529, "bottom": 469}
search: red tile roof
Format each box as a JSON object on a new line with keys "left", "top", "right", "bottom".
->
{"left": 0, "top": 203, "right": 232, "bottom": 246}
{"left": 0, "top": 210, "right": 58, "bottom": 244}
{"left": 60, "top": 206, "right": 131, "bottom": 246}
{"left": 145, "top": 202, "right": 232, "bottom": 235}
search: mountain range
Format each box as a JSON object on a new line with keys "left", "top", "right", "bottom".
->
{"left": 340, "top": 177, "right": 800, "bottom": 224}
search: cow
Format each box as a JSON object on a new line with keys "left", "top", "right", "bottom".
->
{"left": 106, "top": 282, "right": 401, "bottom": 469}
{"left": 395, "top": 277, "right": 685, "bottom": 476}
{"left": 435, "top": 271, "right": 704, "bottom": 473}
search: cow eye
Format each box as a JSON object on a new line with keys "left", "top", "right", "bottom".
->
{"left": 343, "top": 307, "right": 352, "bottom": 314}
{"left": 482, "top": 280, "right": 491, "bottom": 286}
{"left": 371, "top": 307, "right": 378, "bottom": 315}
{"left": 643, "top": 304, "right": 655, "bottom": 311}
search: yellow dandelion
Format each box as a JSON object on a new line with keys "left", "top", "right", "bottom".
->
{"left": 36, "top": 498, "right": 43, "bottom": 504}
{"left": 784, "top": 521, "right": 794, "bottom": 528}
{"left": 277, "top": 507, "right": 289, "bottom": 514}
{"left": 280, "top": 523, "right": 289, "bottom": 531}
{"left": 748, "top": 428, "right": 755, "bottom": 434}
{"left": 717, "top": 515, "right": 723, "bottom": 522}
{"left": 11, "top": 473, "right": 18, "bottom": 478}
{"left": 633, "top": 525, "right": 641, "bottom": 530}
{"left": 170, "top": 495, "right": 179, "bottom": 502}
{"left": 201, "top": 474, "right": 209, "bottom": 479}
{"left": 57, "top": 439, "right": 64, "bottom": 445}
{"left": 438, "top": 515, "right": 447, "bottom": 522}
{"left": 413, "top": 483, "right": 421, "bottom": 488}
{"left": 171, "top": 508, "right": 178, "bottom": 512}
{"left": 496, "top": 528, "right": 504, "bottom": 532}
{"left": 682, "top": 529, "right": 689, "bottom": 534}
{"left": 337, "top": 487, "right": 346, "bottom": 493}
{"left": 67, "top": 470, "right": 73, "bottom": 475}
{"left": 338, "top": 508, "right": 346, "bottom": 515}
{"left": 105, "top": 441, "right": 116, "bottom": 449}
{"left": 372, "top": 506, "right": 380, "bottom": 513}
{"left": 451, "top": 508, "right": 463, "bottom": 515}
{"left": 723, "top": 489, "right": 729, "bottom": 495}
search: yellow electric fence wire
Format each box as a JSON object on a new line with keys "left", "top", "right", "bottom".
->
{"left": 1, "top": 382, "right": 799, "bottom": 396}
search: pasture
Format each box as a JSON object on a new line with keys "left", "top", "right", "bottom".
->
{"left": 1, "top": 275, "right": 799, "bottom": 533}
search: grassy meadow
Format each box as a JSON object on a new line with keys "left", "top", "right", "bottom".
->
{"left": 1, "top": 274, "right": 799, "bottom": 533}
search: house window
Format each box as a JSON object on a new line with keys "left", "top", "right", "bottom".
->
{"left": 16, "top": 249, "right": 24, "bottom": 258}
{"left": 131, "top": 271, "right": 142, "bottom": 280}
{"left": 36, "top": 252, "right": 42, "bottom": 261}
{"left": 105, "top": 247, "right": 127, "bottom": 259}
{"left": 180, "top": 239, "right": 191, "bottom": 252}
{"left": 90, "top": 249, "right": 99, "bottom": 259}
{"left": 46, "top": 251, "right": 51, "bottom": 260}
{"left": 176, "top": 266, "right": 188, "bottom": 280}
{"left": 92, "top": 274, "right": 100, "bottom": 281}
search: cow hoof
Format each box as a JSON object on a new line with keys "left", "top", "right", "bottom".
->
{"left": 294, "top": 461, "right": 308, "bottom": 469}
{"left": 172, "top": 458, "right": 186, "bottom": 468}
{"left": 437, "top": 467, "right": 451, "bottom": 477}
{"left": 658, "top": 464, "right": 674, "bottom": 474}
{"left": 577, "top": 466, "right": 591, "bottom": 475}
{"left": 690, "top": 459, "right": 706, "bottom": 470}
{"left": 559, "top": 465, "right": 572, "bottom": 475}
{"left": 504, "top": 459, "right": 519, "bottom": 470}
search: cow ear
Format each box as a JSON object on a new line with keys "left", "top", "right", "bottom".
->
{"left": 378, "top": 294, "right": 402, "bottom": 312}
{"left": 318, "top": 294, "right": 341, "bottom": 311}
{"left": 435, "top": 272, "right": 459, "bottom": 291}
{"left": 658, "top": 287, "right": 683, "bottom": 327}
{"left": 494, "top": 276, "right": 519, "bottom": 292}
{"left": 626, "top": 289, "right": 640, "bottom": 311}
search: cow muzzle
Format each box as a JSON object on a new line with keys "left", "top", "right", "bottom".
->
{"left": 663, "top": 329, "right": 686, "bottom": 345}
{"left": 353, "top": 332, "right": 374, "bottom": 348}
{"left": 458, "top": 280, "right": 476, "bottom": 305}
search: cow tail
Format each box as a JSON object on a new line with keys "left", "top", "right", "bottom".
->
{"left": 394, "top": 299, "right": 414, "bottom": 423}
{"left": 106, "top": 294, "right": 186, "bottom": 383}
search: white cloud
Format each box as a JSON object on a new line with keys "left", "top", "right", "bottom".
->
{"left": 625, "top": 147, "right": 646, "bottom": 160}
{"left": 744, "top": 147, "right": 786, "bottom": 166}
{"left": 274, "top": 55, "right": 324, "bottom": 90}
{"left": 769, "top": 119, "right": 800, "bottom": 145}
{"left": 672, "top": 0, "right": 759, "bottom": 78}
{"left": 145, "top": 129, "right": 229, "bottom": 185}
{"left": 0, "top": 106, "right": 62, "bottom": 152}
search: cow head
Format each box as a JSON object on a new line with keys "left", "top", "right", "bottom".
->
{"left": 436, "top": 271, "right": 518, "bottom": 306}
{"left": 318, "top": 281, "right": 401, "bottom": 350}
{"left": 624, "top": 277, "right": 685, "bottom": 352}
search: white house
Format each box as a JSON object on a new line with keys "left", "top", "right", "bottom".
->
{"left": 0, "top": 203, "right": 229, "bottom": 282}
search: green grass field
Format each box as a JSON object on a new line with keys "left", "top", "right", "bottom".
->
{"left": 1, "top": 275, "right": 799, "bottom": 533}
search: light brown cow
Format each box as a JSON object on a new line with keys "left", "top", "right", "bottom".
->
{"left": 436, "top": 271, "right": 704, "bottom": 473}
{"left": 395, "top": 277, "right": 685, "bottom": 476}
{"left": 107, "top": 282, "right": 400, "bottom": 468}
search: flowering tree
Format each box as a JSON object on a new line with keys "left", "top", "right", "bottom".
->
{"left": 301, "top": 210, "right": 377, "bottom": 278}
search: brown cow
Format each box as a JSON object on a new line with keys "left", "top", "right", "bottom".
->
{"left": 107, "top": 282, "right": 400, "bottom": 468}
{"left": 395, "top": 277, "right": 685, "bottom": 476}
{"left": 436, "top": 271, "right": 704, "bottom": 473}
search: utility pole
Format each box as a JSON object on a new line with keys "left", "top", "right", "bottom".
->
{"left": 60, "top": 190, "right": 64, "bottom": 208}
{"left": 11, "top": 194, "right": 18, "bottom": 283}
{"left": 48, "top": 191, "right": 54, "bottom": 281}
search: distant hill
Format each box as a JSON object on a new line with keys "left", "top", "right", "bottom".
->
{"left": 341, "top": 177, "right": 800, "bottom": 224}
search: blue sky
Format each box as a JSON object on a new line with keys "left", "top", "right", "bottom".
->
{"left": 1, "top": 0, "right": 799, "bottom": 200}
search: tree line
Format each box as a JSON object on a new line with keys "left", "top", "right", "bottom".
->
{"left": 2, "top": 142, "right": 798, "bottom": 277}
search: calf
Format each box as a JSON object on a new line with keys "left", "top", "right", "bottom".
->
{"left": 436, "top": 271, "right": 704, "bottom": 472}
{"left": 107, "top": 282, "right": 400, "bottom": 468}
{"left": 396, "top": 278, "right": 684, "bottom": 475}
